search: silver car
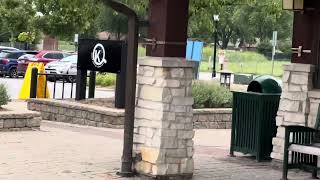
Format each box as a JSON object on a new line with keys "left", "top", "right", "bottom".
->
{"left": 45, "top": 54, "right": 77, "bottom": 82}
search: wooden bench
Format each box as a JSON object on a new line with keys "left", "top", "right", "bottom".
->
{"left": 282, "top": 107, "right": 320, "bottom": 180}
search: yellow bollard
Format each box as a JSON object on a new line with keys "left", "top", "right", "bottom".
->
{"left": 19, "top": 62, "right": 50, "bottom": 99}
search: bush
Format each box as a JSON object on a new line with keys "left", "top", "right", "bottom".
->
{"left": 95, "top": 73, "right": 116, "bottom": 87}
{"left": 257, "top": 40, "right": 272, "bottom": 56}
{"left": 192, "top": 81, "right": 232, "bottom": 109}
{"left": 0, "top": 84, "right": 9, "bottom": 107}
{"left": 278, "top": 40, "right": 292, "bottom": 58}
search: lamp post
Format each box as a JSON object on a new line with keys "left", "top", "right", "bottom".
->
{"left": 212, "top": 14, "right": 219, "bottom": 78}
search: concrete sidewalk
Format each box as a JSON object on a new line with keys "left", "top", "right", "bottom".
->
{"left": 0, "top": 120, "right": 313, "bottom": 180}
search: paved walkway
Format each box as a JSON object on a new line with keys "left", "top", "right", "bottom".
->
{"left": 0, "top": 120, "right": 314, "bottom": 180}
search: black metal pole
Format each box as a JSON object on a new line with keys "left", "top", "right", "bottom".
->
{"left": 212, "top": 20, "right": 218, "bottom": 78}
{"left": 102, "top": 0, "right": 138, "bottom": 177}
{"left": 75, "top": 69, "right": 87, "bottom": 100}
{"left": 88, "top": 71, "right": 96, "bottom": 99}
{"left": 30, "top": 67, "right": 38, "bottom": 98}
{"left": 115, "top": 44, "right": 127, "bottom": 108}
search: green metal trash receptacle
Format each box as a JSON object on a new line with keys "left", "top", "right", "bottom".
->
{"left": 230, "top": 75, "right": 281, "bottom": 161}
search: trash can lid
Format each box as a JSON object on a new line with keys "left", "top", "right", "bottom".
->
{"left": 247, "top": 75, "right": 282, "bottom": 94}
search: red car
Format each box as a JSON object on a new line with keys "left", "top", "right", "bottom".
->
{"left": 17, "top": 50, "right": 70, "bottom": 76}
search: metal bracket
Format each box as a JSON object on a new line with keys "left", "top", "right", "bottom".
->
{"left": 141, "top": 38, "right": 186, "bottom": 50}
{"left": 292, "top": 46, "right": 312, "bottom": 57}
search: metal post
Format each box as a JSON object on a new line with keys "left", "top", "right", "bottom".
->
{"left": 115, "top": 45, "right": 127, "bottom": 108}
{"left": 102, "top": 0, "right": 138, "bottom": 177}
{"left": 88, "top": 71, "right": 96, "bottom": 99}
{"left": 75, "top": 69, "right": 87, "bottom": 100}
{"left": 30, "top": 67, "right": 38, "bottom": 98}
{"left": 212, "top": 20, "right": 218, "bottom": 78}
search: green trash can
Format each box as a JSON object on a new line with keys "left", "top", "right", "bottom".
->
{"left": 230, "top": 75, "right": 281, "bottom": 161}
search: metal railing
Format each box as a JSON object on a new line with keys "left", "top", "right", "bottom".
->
{"left": 30, "top": 67, "right": 94, "bottom": 99}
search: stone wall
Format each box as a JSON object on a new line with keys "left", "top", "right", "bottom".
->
{"left": 133, "top": 57, "right": 194, "bottom": 179}
{"left": 0, "top": 109, "right": 41, "bottom": 131}
{"left": 193, "top": 109, "right": 232, "bottom": 129}
{"left": 68, "top": 98, "right": 115, "bottom": 108}
{"left": 28, "top": 99, "right": 124, "bottom": 129}
{"left": 271, "top": 63, "right": 319, "bottom": 160}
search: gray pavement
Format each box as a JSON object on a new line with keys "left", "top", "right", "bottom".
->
{"left": 0, "top": 77, "right": 114, "bottom": 99}
{"left": 0, "top": 119, "right": 313, "bottom": 180}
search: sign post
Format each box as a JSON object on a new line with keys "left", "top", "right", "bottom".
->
{"left": 76, "top": 39, "right": 124, "bottom": 100}
{"left": 272, "top": 31, "right": 277, "bottom": 75}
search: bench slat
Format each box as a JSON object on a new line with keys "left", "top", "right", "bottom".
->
{"left": 288, "top": 144, "right": 320, "bottom": 156}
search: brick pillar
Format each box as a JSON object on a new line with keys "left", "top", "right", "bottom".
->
{"left": 133, "top": 57, "right": 194, "bottom": 179}
{"left": 271, "top": 63, "right": 315, "bottom": 161}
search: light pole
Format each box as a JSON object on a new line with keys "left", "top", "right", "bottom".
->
{"left": 212, "top": 14, "right": 219, "bottom": 78}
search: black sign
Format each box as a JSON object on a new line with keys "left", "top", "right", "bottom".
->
{"left": 78, "top": 39, "right": 124, "bottom": 73}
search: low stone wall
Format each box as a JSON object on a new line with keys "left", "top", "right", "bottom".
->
{"left": 193, "top": 108, "right": 232, "bottom": 129}
{"left": 0, "top": 105, "right": 41, "bottom": 131}
{"left": 28, "top": 99, "right": 124, "bottom": 129}
{"left": 68, "top": 98, "right": 114, "bottom": 108}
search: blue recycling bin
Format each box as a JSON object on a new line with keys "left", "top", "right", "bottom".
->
{"left": 186, "top": 40, "right": 204, "bottom": 79}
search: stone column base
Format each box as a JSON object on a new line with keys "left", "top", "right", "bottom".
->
{"left": 271, "top": 63, "right": 315, "bottom": 161}
{"left": 133, "top": 57, "right": 195, "bottom": 178}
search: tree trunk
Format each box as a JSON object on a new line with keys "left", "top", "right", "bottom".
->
{"left": 10, "top": 32, "right": 14, "bottom": 47}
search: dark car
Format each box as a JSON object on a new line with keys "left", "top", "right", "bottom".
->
{"left": 17, "top": 50, "right": 70, "bottom": 76}
{"left": 0, "top": 50, "right": 38, "bottom": 78}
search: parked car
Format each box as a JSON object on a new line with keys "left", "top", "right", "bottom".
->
{"left": 0, "top": 50, "right": 38, "bottom": 78}
{"left": 17, "top": 50, "right": 70, "bottom": 76}
{"left": 45, "top": 54, "right": 77, "bottom": 83}
{"left": 0, "top": 46, "right": 19, "bottom": 53}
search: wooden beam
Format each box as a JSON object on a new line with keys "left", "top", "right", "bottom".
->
{"left": 146, "top": 0, "right": 189, "bottom": 57}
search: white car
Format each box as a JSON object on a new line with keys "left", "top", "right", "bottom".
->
{"left": 45, "top": 54, "right": 77, "bottom": 82}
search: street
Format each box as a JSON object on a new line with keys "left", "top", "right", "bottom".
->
{"left": 0, "top": 77, "right": 114, "bottom": 100}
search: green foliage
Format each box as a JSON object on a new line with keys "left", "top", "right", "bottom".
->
{"left": 192, "top": 81, "right": 232, "bottom": 109}
{"left": 278, "top": 40, "right": 292, "bottom": 56}
{"left": 257, "top": 40, "right": 273, "bottom": 55}
{"left": 18, "top": 32, "right": 36, "bottom": 43}
{"left": 96, "top": 0, "right": 148, "bottom": 39}
{"left": 0, "top": 0, "right": 36, "bottom": 44}
{"left": 0, "top": 84, "right": 9, "bottom": 107}
{"left": 96, "top": 73, "right": 116, "bottom": 87}
{"left": 34, "top": 0, "right": 100, "bottom": 40}
{"left": 188, "top": 0, "right": 293, "bottom": 48}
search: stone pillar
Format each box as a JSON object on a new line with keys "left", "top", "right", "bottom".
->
{"left": 133, "top": 57, "right": 194, "bottom": 179}
{"left": 271, "top": 63, "right": 315, "bottom": 161}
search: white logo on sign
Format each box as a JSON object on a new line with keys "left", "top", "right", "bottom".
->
{"left": 91, "top": 43, "right": 107, "bottom": 68}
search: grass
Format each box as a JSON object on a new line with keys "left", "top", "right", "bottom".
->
{"left": 58, "top": 41, "right": 76, "bottom": 52}
{"left": 200, "top": 48, "right": 290, "bottom": 77}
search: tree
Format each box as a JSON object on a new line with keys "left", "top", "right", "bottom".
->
{"left": 33, "top": 0, "right": 100, "bottom": 40}
{"left": 0, "top": 0, "right": 36, "bottom": 46}
{"left": 96, "top": 0, "right": 148, "bottom": 40}
{"left": 188, "top": 0, "right": 293, "bottom": 49}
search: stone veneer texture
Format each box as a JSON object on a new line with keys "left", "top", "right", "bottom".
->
{"left": 133, "top": 57, "right": 195, "bottom": 178}
{"left": 271, "top": 63, "right": 319, "bottom": 161}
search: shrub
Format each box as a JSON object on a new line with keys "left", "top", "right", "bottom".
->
{"left": 192, "top": 81, "right": 232, "bottom": 109}
{"left": 278, "top": 40, "right": 292, "bottom": 58}
{"left": 95, "top": 73, "right": 116, "bottom": 87}
{"left": 257, "top": 40, "right": 272, "bottom": 56}
{"left": 0, "top": 84, "right": 9, "bottom": 107}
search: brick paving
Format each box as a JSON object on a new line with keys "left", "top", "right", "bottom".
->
{"left": 0, "top": 121, "right": 314, "bottom": 180}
